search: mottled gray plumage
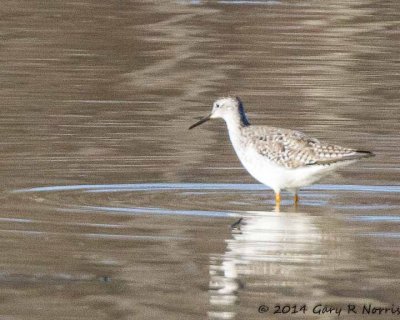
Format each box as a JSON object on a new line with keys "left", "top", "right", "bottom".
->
{"left": 189, "top": 96, "right": 374, "bottom": 204}
{"left": 240, "top": 125, "right": 373, "bottom": 169}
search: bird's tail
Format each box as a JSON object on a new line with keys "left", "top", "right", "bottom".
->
{"left": 355, "top": 150, "right": 375, "bottom": 159}
{"left": 308, "top": 150, "right": 375, "bottom": 166}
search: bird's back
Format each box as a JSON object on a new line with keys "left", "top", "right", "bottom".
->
{"left": 239, "top": 125, "right": 373, "bottom": 169}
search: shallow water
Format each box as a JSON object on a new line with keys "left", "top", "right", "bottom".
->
{"left": 0, "top": 1, "right": 399, "bottom": 319}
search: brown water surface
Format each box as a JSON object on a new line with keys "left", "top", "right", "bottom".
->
{"left": 0, "top": 1, "right": 399, "bottom": 319}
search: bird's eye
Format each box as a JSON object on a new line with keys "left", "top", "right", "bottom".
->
{"left": 216, "top": 104, "right": 220, "bottom": 108}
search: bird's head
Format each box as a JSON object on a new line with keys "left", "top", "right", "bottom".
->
{"left": 189, "top": 96, "right": 249, "bottom": 129}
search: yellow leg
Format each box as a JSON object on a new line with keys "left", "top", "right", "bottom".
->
{"left": 275, "top": 192, "right": 281, "bottom": 205}
{"left": 294, "top": 193, "right": 299, "bottom": 205}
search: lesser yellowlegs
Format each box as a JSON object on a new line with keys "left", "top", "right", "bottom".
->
{"left": 189, "top": 97, "right": 374, "bottom": 205}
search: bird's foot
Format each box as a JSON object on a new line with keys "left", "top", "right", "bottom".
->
{"left": 294, "top": 193, "right": 299, "bottom": 206}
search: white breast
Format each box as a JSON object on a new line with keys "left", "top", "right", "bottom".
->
{"left": 228, "top": 129, "right": 337, "bottom": 193}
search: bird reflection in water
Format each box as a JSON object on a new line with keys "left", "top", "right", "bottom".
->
{"left": 208, "top": 207, "right": 323, "bottom": 319}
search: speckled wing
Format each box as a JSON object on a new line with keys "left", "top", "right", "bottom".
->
{"left": 243, "top": 126, "right": 373, "bottom": 169}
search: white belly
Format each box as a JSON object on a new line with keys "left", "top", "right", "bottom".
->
{"left": 231, "top": 138, "right": 348, "bottom": 193}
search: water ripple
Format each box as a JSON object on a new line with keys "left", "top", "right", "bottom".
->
{"left": 350, "top": 216, "right": 400, "bottom": 223}
{"left": 78, "top": 205, "right": 238, "bottom": 218}
{"left": 14, "top": 183, "right": 400, "bottom": 194}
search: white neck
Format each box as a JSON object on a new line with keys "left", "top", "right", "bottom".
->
{"left": 223, "top": 110, "right": 250, "bottom": 132}
{"left": 223, "top": 113, "right": 248, "bottom": 150}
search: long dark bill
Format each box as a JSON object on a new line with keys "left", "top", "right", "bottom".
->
{"left": 188, "top": 114, "right": 211, "bottom": 130}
